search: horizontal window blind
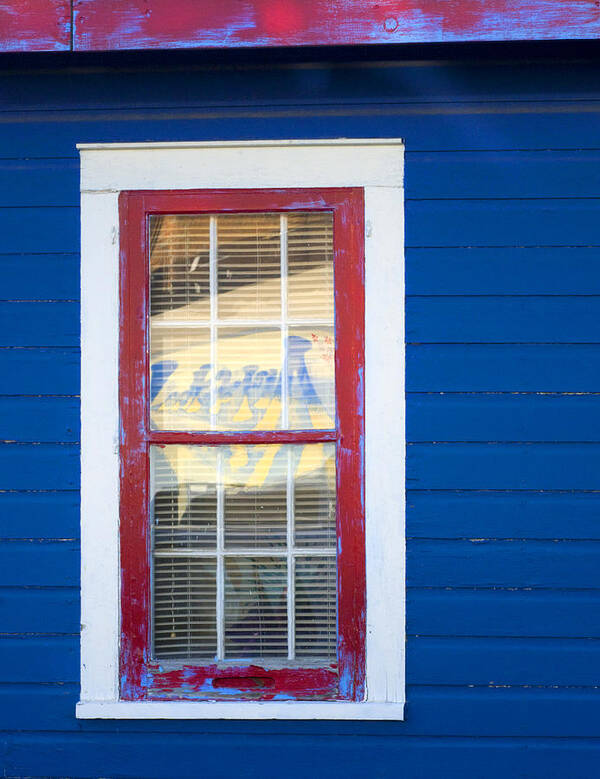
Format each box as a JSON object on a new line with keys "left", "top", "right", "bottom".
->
{"left": 149, "top": 212, "right": 334, "bottom": 432}
{"left": 148, "top": 210, "right": 338, "bottom": 668}
{"left": 151, "top": 443, "right": 337, "bottom": 662}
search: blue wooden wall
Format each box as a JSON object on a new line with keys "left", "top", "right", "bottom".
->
{"left": 1, "top": 45, "right": 600, "bottom": 777}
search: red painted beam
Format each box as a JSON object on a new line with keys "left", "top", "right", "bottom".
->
{"left": 0, "top": 0, "right": 70, "bottom": 52}
{"left": 73, "top": 0, "right": 600, "bottom": 51}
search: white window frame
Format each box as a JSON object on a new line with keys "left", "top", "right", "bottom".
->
{"left": 77, "top": 139, "right": 405, "bottom": 720}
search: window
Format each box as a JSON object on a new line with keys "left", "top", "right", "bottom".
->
{"left": 78, "top": 140, "right": 405, "bottom": 718}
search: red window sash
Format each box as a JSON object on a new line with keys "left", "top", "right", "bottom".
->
{"left": 119, "top": 188, "right": 365, "bottom": 701}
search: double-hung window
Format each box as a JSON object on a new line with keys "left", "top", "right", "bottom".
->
{"left": 78, "top": 140, "right": 405, "bottom": 718}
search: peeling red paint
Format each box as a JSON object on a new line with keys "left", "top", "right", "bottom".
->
{"left": 0, "top": 0, "right": 70, "bottom": 52}
{"left": 119, "top": 188, "right": 365, "bottom": 701}
{"left": 1, "top": 0, "right": 599, "bottom": 54}
{"left": 72, "top": 0, "right": 600, "bottom": 52}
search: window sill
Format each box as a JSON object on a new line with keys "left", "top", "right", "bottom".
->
{"left": 76, "top": 700, "right": 406, "bottom": 720}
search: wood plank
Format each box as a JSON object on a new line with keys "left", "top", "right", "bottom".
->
{"left": 408, "top": 636, "right": 600, "bottom": 686}
{"left": 406, "top": 247, "right": 600, "bottom": 295}
{"left": 407, "top": 393, "right": 600, "bottom": 442}
{"left": 0, "top": 492, "right": 79, "bottom": 539}
{"left": 408, "top": 589, "right": 600, "bottom": 637}
{"left": 0, "top": 397, "right": 79, "bottom": 443}
{"left": 0, "top": 636, "right": 78, "bottom": 682}
{"left": 72, "top": 0, "right": 600, "bottom": 51}
{"left": 407, "top": 490, "right": 600, "bottom": 539}
{"left": 408, "top": 539, "right": 600, "bottom": 588}
{"left": 406, "top": 150, "right": 600, "bottom": 198}
{"left": 0, "top": 348, "right": 79, "bottom": 394}
{"left": 407, "top": 344, "right": 600, "bottom": 392}
{"left": 0, "top": 302, "right": 78, "bottom": 347}
{"left": 0, "top": 587, "right": 78, "bottom": 633}
{"left": 0, "top": 208, "right": 78, "bottom": 254}
{"left": 0, "top": 254, "right": 79, "bottom": 301}
{"left": 0, "top": 444, "right": 79, "bottom": 490}
{"left": 1, "top": 106, "right": 600, "bottom": 157}
{"left": 408, "top": 442, "right": 600, "bottom": 489}
{"left": 1, "top": 733, "right": 598, "bottom": 779}
{"left": 408, "top": 296, "right": 600, "bottom": 343}
{"left": 0, "top": 160, "right": 78, "bottom": 208}
{"left": 407, "top": 199, "right": 600, "bottom": 247}
{"left": 0, "top": 1, "right": 70, "bottom": 53}
{"left": 0, "top": 541, "right": 78, "bottom": 586}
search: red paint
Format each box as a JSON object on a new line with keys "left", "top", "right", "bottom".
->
{"left": 148, "top": 664, "right": 338, "bottom": 701}
{"left": 73, "top": 0, "right": 600, "bottom": 52}
{"left": 147, "top": 430, "right": 337, "bottom": 446}
{"left": 119, "top": 188, "right": 365, "bottom": 701}
{"left": 0, "top": 0, "right": 70, "bottom": 52}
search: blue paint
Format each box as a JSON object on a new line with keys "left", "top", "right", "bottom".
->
{"left": 1, "top": 47, "right": 600, "bottom": 779}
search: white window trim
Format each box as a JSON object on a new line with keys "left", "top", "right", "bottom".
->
{"left": 77, "top": 139, "right": 405, "bottom": 720}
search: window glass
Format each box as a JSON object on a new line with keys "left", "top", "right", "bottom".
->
{"left": 149, "top": 212, "right": 335, "bottom": 432}
{"left": 150, "top": 442, "right": 336, "bottom": 663}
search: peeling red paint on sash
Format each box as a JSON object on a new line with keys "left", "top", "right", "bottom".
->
{"left": 73, "top": 0, "right": 600, "bottom": 51}
{"left": 119, "top": 188, "right": 365, "bottom": 702}
{"left": 0, "top": 0, "right": 70, "bottom": 52}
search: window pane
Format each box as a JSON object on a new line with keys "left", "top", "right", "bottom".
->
{"left": 150, "top": 214, "right": 210, "bottom": 320}
{"left": 150, "top": 443, "right": 336, "bottom": 664}
{"left": 215, "top": 326, "right": 282, "bottom": 430}
{"left": 217, "top": 214, "right": 281, "bottom": 320}
{"left": 151, "top": 445, "right": 217, "bottom": 550}
{"left": 295, "top": 557, "right": 337, "bottom": 660}
{"left": 149, "top": 211, "right": 335, "bottom": 432}
{"left": 288, "top": 327, "right": 335, "bottom": 430}
{"left": 153, "top": 556, "right": 217, "bottom": 660}
{"left": 150, "top": 327, "right": 211, "bottom": 431}
{"left": 287, "top": 212, "right": 333, "bottom": 321}
{"left": 224, "top": 556, "right": 288, "bottom": 659}
{"left": 224, "top": 445, "right": 287, "bottom": 549}
{"left": 293, "top": 443, "right": 336, "bottom": 548}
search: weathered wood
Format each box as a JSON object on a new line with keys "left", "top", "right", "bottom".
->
{"left": 0, "top": 587, "right": 79, "bottom": 633}
{"left": 407, "top": 490, "right": 600, "bottom": 539}
{"left": 0, "top": 444, "right": 79, "bottom": 490}
{"left": 407, "top": 344, "right": 600, "bottom": 392}
{"left": 0, "top": 348, "right": 79, "bottom": 395}
{"left": 0, "top": 0, "right": 70, "bottom": 52}
{"left": 0, "top": 491, "right": 79, "bottom": 538}
{"left": 407, "top": 247, "right": 600, "bottom": 295}
{"left": 72, "top": 0, "right": 600, "bottom": 51}
{"left": 408, "top": 442, "right": 600, "bottom": 490}
{"left": 408, "top": 589, "right": 600, "bottom": 637}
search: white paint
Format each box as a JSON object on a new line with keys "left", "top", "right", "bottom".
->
{"left": 78, "top": 139, "right": 403, "bottom": 193}
{"left": 80, "top": 191, "right": 121, "bottom": 702}
{"left": 77, "top": 700, "right": 405, "bottom": 719}
{"left": 78, "top": 138, "right": 405, "bottom": 719}
{"left": 364, "top": 186, "right": 406, "bottom": 704}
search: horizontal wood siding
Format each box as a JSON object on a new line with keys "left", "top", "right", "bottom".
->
{"left": 1, "top": 50, "right": 599, "bottom": 777}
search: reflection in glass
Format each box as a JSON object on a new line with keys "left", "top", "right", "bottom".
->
{"left": 149, "top": 212, "right": 335, "bottom": 432}
{"left": 150, "top": 443, "right": 336, "bottom": 663}
{"left": 217, "top": 214, "right": 281, "bottom": 320}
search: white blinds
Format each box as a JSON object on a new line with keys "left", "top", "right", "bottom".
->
{"left": 149, "top": 211, "right": 337, "bottom": 666}
{"left": 149, "top": 212, "right": 335, "bottom": 432}
{"left": 151, "top": 443, "right": 337, "bottom": 662}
